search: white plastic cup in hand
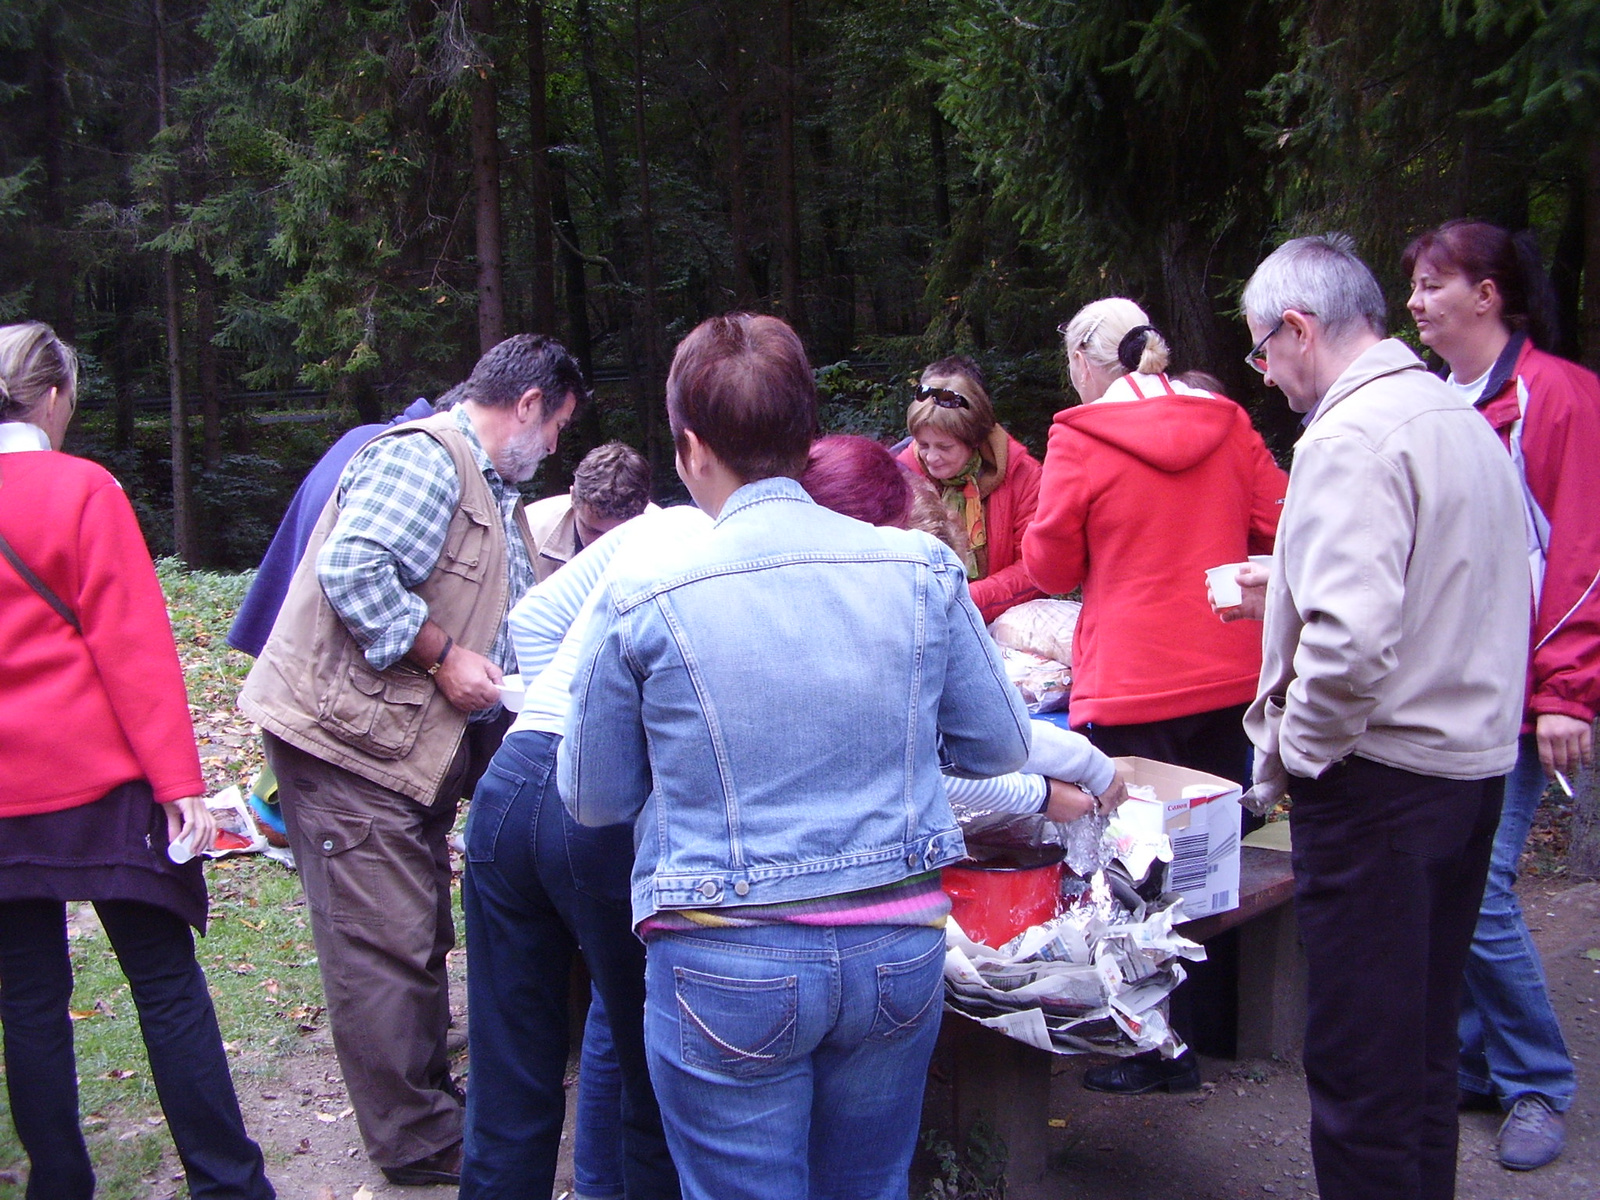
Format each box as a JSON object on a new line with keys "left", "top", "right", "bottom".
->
{"left": 498, "top": 673, "right": 526, "bottom": 713}
{"left": 1205, "top": 563, "right": 1250, "bottom": 608}
{"left": 1248, "top": 554, "right": 1273, "bottom": 572}
{"left": 167, "top": 835, "right": 196, "bottom": 864}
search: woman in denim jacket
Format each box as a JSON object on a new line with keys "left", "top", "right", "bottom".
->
{"left": 561, "top": 314, "right": 1031, "bottom": 1200}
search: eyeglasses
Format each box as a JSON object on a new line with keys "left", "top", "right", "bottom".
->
{"left": 1245, "top": 313, "right": 1313, "bottom": 375}
{"left": 914, "top": 384, "right": 970, "bottom": 410}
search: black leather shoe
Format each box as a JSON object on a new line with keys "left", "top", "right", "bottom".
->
{"left": 1082, "top": 1049, "right": 1201, "bottom": 1094}
{"left": 381, "top": 1141, "right": 462, "bottom": 1186}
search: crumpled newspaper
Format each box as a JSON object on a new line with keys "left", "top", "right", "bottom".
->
{"left": 943, "top": 867, "right": 1205, "bottom": 1057}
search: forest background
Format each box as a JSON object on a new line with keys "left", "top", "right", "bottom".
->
{"left": 1, "top": 0, "right": 1596, "bottom": 567}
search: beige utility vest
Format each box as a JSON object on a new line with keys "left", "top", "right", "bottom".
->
{"left": 240, "top": 414, "right": 534, "bottom": 804}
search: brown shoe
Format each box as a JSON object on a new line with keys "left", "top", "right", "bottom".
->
{"left": 381, "top": 1141, "right": 462, "bottom": 1186}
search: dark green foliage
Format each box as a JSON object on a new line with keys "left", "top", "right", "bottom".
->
{"left": 0, "top": 0, "right": 1593, "bottom": 563}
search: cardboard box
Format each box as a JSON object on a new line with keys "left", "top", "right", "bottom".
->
{"left": 1112, "top": 757, "right": 1242, "bottom": 919}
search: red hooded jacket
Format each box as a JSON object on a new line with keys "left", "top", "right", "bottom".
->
{"left": 1476, "top": 336, "right": 1600, "bottom": 726}
{"left": 1022, "top": 376, "right": 1287, "bottom": 728}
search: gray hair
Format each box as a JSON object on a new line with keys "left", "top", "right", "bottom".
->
{"left": 1242, "top": 234, "right": 1387, "bottom": 341}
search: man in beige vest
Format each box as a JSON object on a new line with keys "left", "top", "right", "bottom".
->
{"left": 240, "top": 334, "right": 585, "bottom": 1187}
{"left": 525, "top": 440, "right": 655, "bottom": 581}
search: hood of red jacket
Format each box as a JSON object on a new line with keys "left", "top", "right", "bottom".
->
{"left": 1056, "top": 395, "right": 1241, "bottom": 473}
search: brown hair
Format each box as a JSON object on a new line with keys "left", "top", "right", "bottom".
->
{"left": 905, "top": 473, "right": 968, "bottom": 558}
{"left": 0, "top": 322, "right": 78, "bottom": 425}
{"left": 571, "top": 441, "right": 653, "bottom": 520}
{"left": 666, "top": 313, "right": 818, "bottom": 481}
{"left": 906, "top": 354, "right": 996, "bottom": 450}
{"left": 1401, "top": 220, "right": 1557, "bottom": 349}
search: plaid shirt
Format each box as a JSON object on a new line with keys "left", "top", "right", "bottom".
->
{"left": 316, "top": 406, "right": 533, "bottom": 679}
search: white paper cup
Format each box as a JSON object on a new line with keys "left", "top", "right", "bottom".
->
{"left": 1248, "top": 554, "right": 1273, "bottom": 571}
{"left": 1205, "top": 563, "right": 1250, "bottom": 608}
{"left": 167, "top": 836, "right": 196, "bottom": 865}
{"left": 498, "top": 674, "right": 526, "bottom": 713}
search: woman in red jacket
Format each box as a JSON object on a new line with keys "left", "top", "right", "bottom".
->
{"left": 1023, "top": 298, "right": 1286, "bottom": 1093}
{"left": 0, "top": 322, "right": 274, "bottom": 1199}
{"left": 1402, "top": 220, "right": 1600, "bottom": 1172}
{"left": 895, "top": 355, "right": 1046, "bottom": 622}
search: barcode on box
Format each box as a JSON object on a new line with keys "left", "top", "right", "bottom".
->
{"left": 1168, "top": 831, "right": 1209, "bottom": 893}
{"left": 1211, "top": 890, "right": 1232, "bottom": 910}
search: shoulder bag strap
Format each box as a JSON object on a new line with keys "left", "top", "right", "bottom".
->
{"left": 0, "top": 528, "right": 81, "bottom": 632}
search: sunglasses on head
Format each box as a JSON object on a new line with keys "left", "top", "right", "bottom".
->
{"left": 914, "top": 384, "right": 971, "bottom": 409}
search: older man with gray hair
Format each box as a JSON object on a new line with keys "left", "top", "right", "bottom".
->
{"left": 1238, "top": 234, "right": 1529, "bottom": 1200}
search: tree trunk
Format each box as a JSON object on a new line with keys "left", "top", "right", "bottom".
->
{"left": 154, "top": 0, "right": 195, "bottom": 563}
{"left": 112, "top": 276, "right": 137, "bottom": 451}
{"left": 1551, "top": 170, "right": 1585, "bottom": 362}
{"left": 927, "top": 85, "right": 952, "bottom": 241}
{"left": 195, "top": 255, "right": 223, "bottom": 471}
{"left": 1567, "top": 720, "right": 1600, "bottom": 878}
{"left": 632, "top": 0, "right": 663, "bottom": 469}
{"left": 1159, "top": 220, "right": 1229, "bottom": 390}
{"left": 469, "top": 0, "right": 506, "bottom": 352}
{"left": 526, "top": 0, "right": 556, "bottom": 334}
{"left": 1582, "top": 126, "right": 1600, "bottom": 370}
{"left": 549, "top": 102, "right": 592, "bottom": 373}
{"left": 777, "top": 0, "right": 804, "bottom": 332}
{"left": 721, "top": 7, "right": 756, "bottom": 306}
{"left": 37, "top": 11, "right": 73, "bottom": 339}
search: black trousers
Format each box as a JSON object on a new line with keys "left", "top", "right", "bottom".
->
{"left": 1289, "top": 756, "right": 1502, "bottom": 1200}
{"left": 1086, "top": 703, "right": 1254, "bottom": 1056}
{"left": 0, "top": 899, "right": 274, "bottom": 1200}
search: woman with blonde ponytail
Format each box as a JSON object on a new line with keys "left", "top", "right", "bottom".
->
{"left": 1022, "top": 298, "right": 1288, "bottom": 1093}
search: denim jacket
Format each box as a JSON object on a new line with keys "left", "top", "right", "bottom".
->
{"left": 559, "top": 476, "right": 1032, "bottom": 924}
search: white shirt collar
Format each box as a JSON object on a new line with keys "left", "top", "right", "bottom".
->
{"left": 0, "top": 422, "right": 51, "bottom": 454}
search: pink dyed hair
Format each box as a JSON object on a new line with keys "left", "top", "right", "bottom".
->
{"left": 799, "top": 434, "right": 913, "bottom": 528}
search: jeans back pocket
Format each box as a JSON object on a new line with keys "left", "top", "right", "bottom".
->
{"left": 673, "top": 965, "right": 798, "bottom": 1078}
{"left": 867, "top": 932, "right": 945, "bottom": 1044}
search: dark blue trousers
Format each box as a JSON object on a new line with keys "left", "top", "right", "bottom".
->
{"left": 459, "top": 729, "right": 678, "bottom": 1200}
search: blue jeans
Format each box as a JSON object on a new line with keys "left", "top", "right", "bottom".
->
{"left": 460, "top": 730, "right": 678, "bottom": 1200}
{"left": 644, "top": 922, "right": 945, "bottom": 1200}
{"left": 575, "top": 985, "right": 625, "bottom": 1200}
{"left": 1458, "top": 734, "right": 1577, "bottom": 1111}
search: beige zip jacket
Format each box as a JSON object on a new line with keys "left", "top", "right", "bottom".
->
{"left": 1246, "top": 339, "right": 1529, "bottom": 782}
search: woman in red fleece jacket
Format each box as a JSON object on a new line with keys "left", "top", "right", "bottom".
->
{"left": 895, "top": 354, "right": 1046, "bottom": 622}
{"left": 0, "top": 322, "right": 273, "bottom": 1199}
{"left": 1402, "top": 220, "right": 1600, "bottom": 1169}
{"left": 1023, "top": 297, "right": 1286, "bottom": 1095}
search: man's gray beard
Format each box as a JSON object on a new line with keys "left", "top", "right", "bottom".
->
{"left": 496, "top": 430, "right": 550, "bottom": 484}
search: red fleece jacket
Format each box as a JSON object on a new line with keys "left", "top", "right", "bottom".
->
{"left": 897, "top": 428, "right": 1048, "bottom": 623}
{"left": 1022, "top": 385, "right": 1287, "bottom": 728}
{"left": 0, "top": 450, "right": 204, "bottom": 816}
{"left": 1478, "top": 340, "right": 1600, "bottom": 725}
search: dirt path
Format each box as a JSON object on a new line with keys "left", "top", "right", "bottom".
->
{"left": 208, "top": 879, "right": 1599, "bottom": 1200}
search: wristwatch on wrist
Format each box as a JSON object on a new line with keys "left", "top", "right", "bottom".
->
{"left": 424, "top": 635, "right": 454, "bottom": 678}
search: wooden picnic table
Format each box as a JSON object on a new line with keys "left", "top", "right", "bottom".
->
{"left": 939, "top": 844, "right": 1304, "bottom": 1200}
